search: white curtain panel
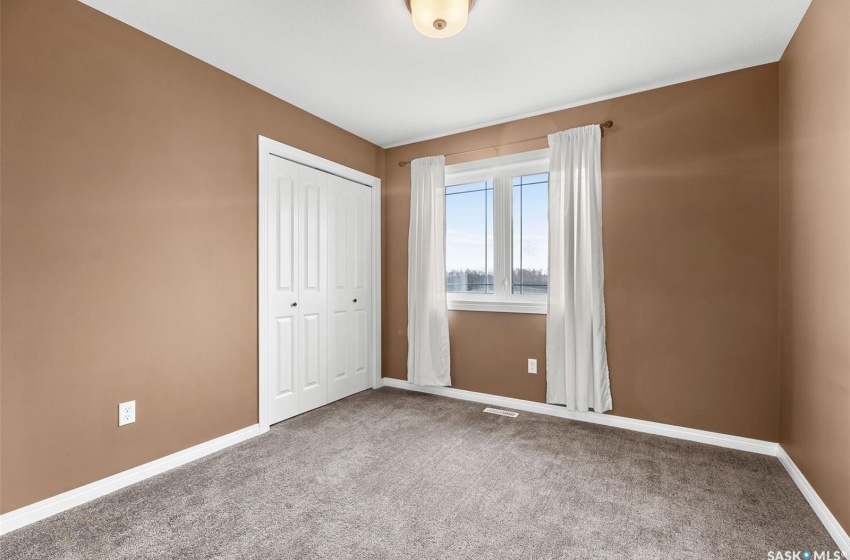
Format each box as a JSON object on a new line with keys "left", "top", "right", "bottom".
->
{"left": 407, "top": 156, "right": 451, "bottom": 386}
{"left": 546, "top": 125, "right": 612, "bottom": 413}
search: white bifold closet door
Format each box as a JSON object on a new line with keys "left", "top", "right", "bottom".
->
{"left": 328, "top": 176, "right": 372, "bottom": 403}
{"left": 266, "top": 155, "right": 371, "bottom": 426}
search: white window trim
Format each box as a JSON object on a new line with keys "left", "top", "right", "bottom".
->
{"left": 445, "top": 148, "right": 549, "bottom": 315}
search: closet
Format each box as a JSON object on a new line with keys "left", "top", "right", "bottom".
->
{"left": 264, "top": 154, "right": 373, "bottom": 425}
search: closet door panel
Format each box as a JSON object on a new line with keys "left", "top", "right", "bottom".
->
{"left": 351, "top": 184, "right": 372, "bottom": 393}
{"left": 330, "top": 310, "right": 349, "bottom": 381}
{"left": 353, "top": 308, "right": 368, "bottom": 378}
{"left": 296, "top": 166, "right": 329, "bottom": 414}
{"left": 276, "top": 317, "right": 296, "bottom": 397}
{"left": 328, "top": 178, "right": 372, "bottom": 402}
{"left": 267, "top": 156, "right": 300, "bottom": 424}
{"left": 300, "top": 313, "right": 322, "bottom": 393}
{"left": 328, "top": 185, "right": 350, "bottom": 393}
{"left": 327, "top": 178, "right": 354, "bottom": 402}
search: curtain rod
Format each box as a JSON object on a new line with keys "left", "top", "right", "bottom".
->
{"left": 397, "top": 120, "right": 614, "bottom": 168}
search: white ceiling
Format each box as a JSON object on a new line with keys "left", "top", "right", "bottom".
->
{"left": 78, "top": 0, "right": 811, "bottom": 148}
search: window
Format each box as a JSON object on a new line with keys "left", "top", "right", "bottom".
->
{"left": 444, "top": 150, "right": 549, "bottom": 314}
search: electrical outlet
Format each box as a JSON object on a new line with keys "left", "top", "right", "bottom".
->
{"left": 528, "top": 359, "right": 538, "bottom": 374}
{"left": 118, "top": 400, "right": 136, "bottom": 426}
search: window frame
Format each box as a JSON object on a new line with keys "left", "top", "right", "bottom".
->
{"left": 444, "top": 149, "right": 549, "bottom": 314}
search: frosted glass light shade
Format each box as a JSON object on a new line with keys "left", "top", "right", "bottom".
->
{"left": 409, "top": 0, "right": 471, "bottom": 39}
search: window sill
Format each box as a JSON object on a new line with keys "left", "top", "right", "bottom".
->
{"left": 447, "top": 299, "right": 547, "bottom": 315}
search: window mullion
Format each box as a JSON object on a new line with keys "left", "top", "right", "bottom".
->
{"left": 491, "top": 174, "right": 502, "bottom": 301}
{"left": 493, "top": 170, "right": 511, "bottom": 301}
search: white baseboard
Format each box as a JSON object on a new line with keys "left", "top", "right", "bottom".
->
{"left": 776, "top": 446, "right": 850, "bottom": 556}
{"left": 0, "top": 424, "right": 261, "bottom": 536}
{"left": 380, "top": 377, "right": 779, "bottom": 455}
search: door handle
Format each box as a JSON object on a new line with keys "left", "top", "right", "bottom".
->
{"left": 291, "top": 302, "right": 298, "bottom": 307}
{"left": 353, "top": 298, "right": 358, "bottom": 303}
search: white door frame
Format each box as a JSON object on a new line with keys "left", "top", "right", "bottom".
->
{"left": 258, "top": 135, "right": 382, "bottom": 433}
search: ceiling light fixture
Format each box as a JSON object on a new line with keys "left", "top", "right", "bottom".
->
{"left": 406, "top": 0, "right": 475, "bottom": 39}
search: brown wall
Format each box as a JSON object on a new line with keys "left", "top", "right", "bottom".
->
{"left": 384, "top": 65, "right": 781, "bottom": 441}
{"left": 0, "top": 0, "right": 382, "bottom": 513}
{"left": 779, "top": 0, "right": 850, "bottom": 532}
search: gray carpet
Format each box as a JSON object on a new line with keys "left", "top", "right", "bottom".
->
{"left": 1, "top": 387, "right": 837, "bottom": 559}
